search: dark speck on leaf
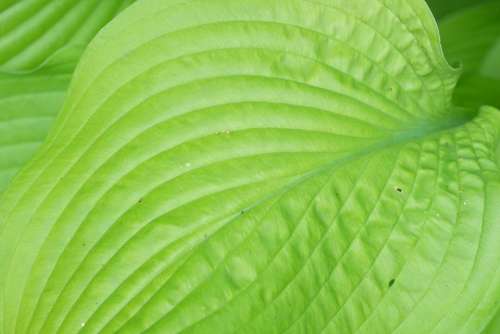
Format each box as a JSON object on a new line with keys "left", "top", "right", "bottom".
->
{"left": 396, "top": 187, "right": 402, "bottom": 193}
{"left": 388, "top": 278, "right": 396, "bottom": 287}
{"left": 138, "top": 198, "right": 143, "bottom": 204}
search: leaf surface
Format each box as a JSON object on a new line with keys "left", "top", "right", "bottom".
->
{"left": 0, "top": 62, "right": 70, "bottom": 191}
{"left": 0, "top": 0, "right": 136, "bottom": 192}
{"left": 438, "top": 1, "right": 500, "bottom": 108}
{"left": 0, "top": 1, "right": 499, "bottom": 334}
{"left": 0, "top": 0, "right": 135, "bottom": 72}
{"left": 425, "top": 0, "right": 494, "bottom": 19}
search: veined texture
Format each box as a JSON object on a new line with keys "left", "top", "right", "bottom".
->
{"left": 0, "top": 0, "right": 136, "bottom": 192}
{"left": 0, "top": 0, "right": 498, "bottom": 333}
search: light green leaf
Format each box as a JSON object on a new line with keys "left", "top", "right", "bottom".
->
{"left": 438, "top": 1, "right": 500, "bottom": 108}
{"left": 0, "top": 66, "right": 68, "bottom": 192}
{"left": 482, "top": 308, "right": 500, "bottom": 334}
{"left": 0, "top": 1, "right": 136, "bottom": 193}
{"left": 0, "top": 1, "right": 499, "bottom": 334}
{"left": 0, "top": 0, "right": 135, "bottom": 72}
{"left": 0, "top": 48, "right": 79, "bottom": 193}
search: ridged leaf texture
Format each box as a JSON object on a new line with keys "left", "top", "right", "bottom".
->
{"left": 0, "top": 0, "right": 499, "bottom": 333}
{"left": 0, "top": 0, "right": 135, "bottom": 192}
{"left": 0, "top": 51, "right": 76, "bottom": 192}
{"left": 0, "top": 0, "right": 135, "bottom": 72}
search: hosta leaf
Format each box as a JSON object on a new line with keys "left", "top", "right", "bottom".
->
{"left": 483, "top": 308, "right": 500, "bottom": 334}
{"left": 0, "top": 0, "right": 499, "bottom": 333}
{"left": 425, "top": 0, "right": 494, "bottom": 19}
{"left": 0, "top": 1, "right": 136, "bottom": 193}
{"left": 451, "top": 72, "right": 500, "bottom": 109}
{"left": 439, "top": 1, "right": 500, "bottom": 72}
{"left": 0, "top": 0, "right": 135, "bottom": 72}
{"left": 438, "top": 1, "right": 500, "bottom": 108}
{"left": 0, "top": 51, "right": 75, "bottom": 192}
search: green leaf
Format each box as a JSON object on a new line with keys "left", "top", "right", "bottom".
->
{"left": 0, "top": 0, "right": 499, "bottom": 333}
{"left": 0, "top": 1, "right": 136, "bottom": 193}
{"left": 438, "top": 1, "right": 500, "bottom": 108}
{"left": 0, "top": 0, "right": 135, "bottom": 72}
{"left": 0, "top": 67, "right": 68, "bottom": 192}
{"left": 452, "top": 72, "right": 500, "bottom": 109}
{"left": 425, "top": 0, "right": 495, "bottom": 19}
{"left": 482, "top": 308, "right": 500, "bottom": 334}
{"left": 0, "top": 48, "right": 79, "bottom": 193}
